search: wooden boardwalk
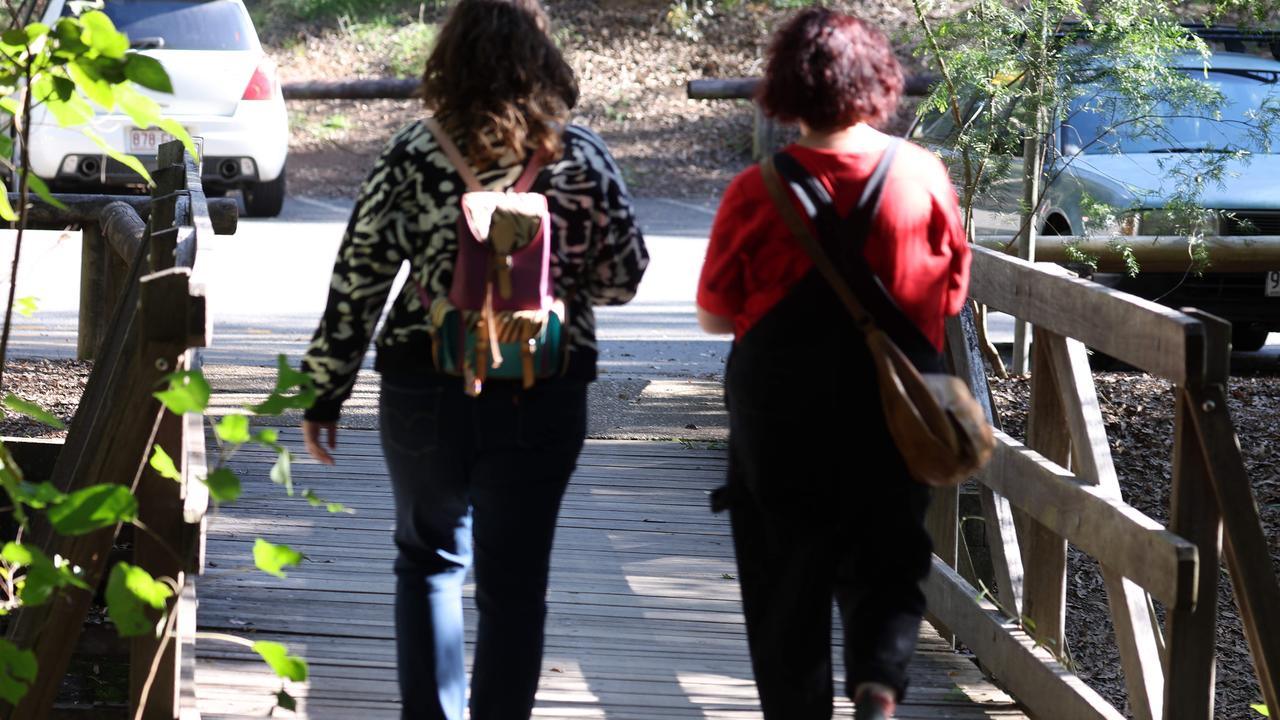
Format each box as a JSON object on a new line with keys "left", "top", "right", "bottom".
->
{"left": 193, "top": 428, "right": 1028, "bottom": 719}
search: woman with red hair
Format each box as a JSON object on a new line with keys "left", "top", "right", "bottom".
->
{"left": 697, "top": 8, "right": 970, "bottom": 720}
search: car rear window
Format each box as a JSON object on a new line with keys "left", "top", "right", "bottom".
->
{"left": 65, "top": 0, "right": 257, "bottom": 51}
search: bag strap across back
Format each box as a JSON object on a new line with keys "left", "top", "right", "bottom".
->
{"left": 425, "top": 116, "right": 544, "bottom": 193}
{"left": 759, "top": 140, "right": 901, "bottom": 336}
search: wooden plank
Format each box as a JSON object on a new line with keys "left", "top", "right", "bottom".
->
{"left": 131, "top": 408, "right": 186, "bottom": 719}
{"left": 977, "top": 432, "right": 1194, "bottom": 608}
{"left": 1021, "top": 332, "right": 1069, "bottom": 651}
{"left": 966, "top": 247, "right": 1203, "bottom": 383}
{"left": 78, "top": 222, "right": 106, "bottom": 361}
{"left": 924, "top": 558, "right": 1124, "bottom": 720}
{"left": 1041, "top": 332, "right": 1166, "bottom": 720}
{"left": 1164, "top": 388, "right": 1221, "bottom": 720}
{"left": 195, "top": 435, "right": 1027, "bottom": 719}
{"left": 1188, "top": 382, "right": 1280, "bottom": 716}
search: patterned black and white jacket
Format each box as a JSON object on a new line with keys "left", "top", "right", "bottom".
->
{"left": 301, "top": 120, "right": 649, "bottom": 422}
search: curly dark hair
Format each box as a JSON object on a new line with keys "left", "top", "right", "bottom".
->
{"left": 757, "top": 8, "right": 903, "bottom": 131}
{"left": 421, "top": 0, "right": 578, "bottom": 168}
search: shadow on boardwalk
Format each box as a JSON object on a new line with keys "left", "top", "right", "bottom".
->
{"left": 192, "top": 429, "right": 1026, "bottom": 719}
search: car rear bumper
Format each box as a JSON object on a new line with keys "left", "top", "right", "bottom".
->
{"left": 29, "top": 101, "right": 288, "bottom": 186}
{"left": 1095, "top": 271, "right": 1280, "bottom": 330}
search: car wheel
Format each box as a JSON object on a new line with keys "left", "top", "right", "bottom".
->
{"left": 1232, "top": 328, "right": 1270, "bottom": 353}
{"left": 243, "top": 166, "right": 286, "bottom": 218}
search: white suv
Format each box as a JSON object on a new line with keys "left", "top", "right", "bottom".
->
{"left": 31, "top": 0, "right": 289, "bottom": 217}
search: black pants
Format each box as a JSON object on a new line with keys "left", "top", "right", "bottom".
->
{"left": 720, "top": 275, "right": 936, "bottom": 718}
{"left": 380, "top": 373, "right": 587, "bottom": 720}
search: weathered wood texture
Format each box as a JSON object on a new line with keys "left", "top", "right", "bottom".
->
{"left": 966, "top": 247, "right": 1203, "bottom": 383}
{"left": 2, "top": 141, "right": 213, "bottom": 719}
{"left": 282, "top": 78, "right": 420, "bottom": 100}
{"left": 194, "top": 433, "right": 1028, "bottom": 719}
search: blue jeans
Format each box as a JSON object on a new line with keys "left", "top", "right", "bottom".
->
{"left": 378, "top": 373, "right": 587, "bottom": 720}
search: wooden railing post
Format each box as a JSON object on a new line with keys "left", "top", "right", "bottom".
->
{"left": 77, "top": 222, "right": 106, "bottom": 360}
{"left": 1018, "top": 329, "right": 1069, "bottom": 651}
{"left": 130, "top": 399, "right": 186, "bottom": 719}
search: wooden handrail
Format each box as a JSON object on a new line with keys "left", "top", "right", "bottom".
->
{"left": 932, "top": 245, "right": 1280, "bottom": 719}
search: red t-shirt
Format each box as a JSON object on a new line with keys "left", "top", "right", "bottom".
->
{"left": 697, "top": 135, "right": 970, "bottom": 350}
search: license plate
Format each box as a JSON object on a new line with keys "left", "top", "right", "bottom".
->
{"left": 125, "top": 128, "right": 203, "bottom": 157}
{"left": 1269, "top": 271, "right": 1280, "bottom": 297}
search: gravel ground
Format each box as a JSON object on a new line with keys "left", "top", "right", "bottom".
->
{"left": 269, "top": 0, "right": 925, "bottom": 200}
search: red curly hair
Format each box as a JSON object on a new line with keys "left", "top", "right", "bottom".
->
{"left": 421, "top": 0, "right": 578, "bottom": 168}
{"left": 757, "top": 8, "right": 904, "bottom": 131}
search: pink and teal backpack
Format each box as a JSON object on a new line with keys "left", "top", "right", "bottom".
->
{"left": 417, "top": 118, "right": 567, "bottom": 395}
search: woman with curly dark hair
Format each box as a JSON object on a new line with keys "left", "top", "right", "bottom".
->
{"left": 697, "top": 8, "right": 969, "bottom": 720}
{"left": 299, "top": 0, "right": 648, "bottom": 717}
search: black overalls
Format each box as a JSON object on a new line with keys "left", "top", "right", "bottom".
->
{"left": 716, "top": 143, "right": 941, "bottom": 717}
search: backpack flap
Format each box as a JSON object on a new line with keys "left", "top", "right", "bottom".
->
{"left": 452, "top": 191, "right": 551, "bottom": 312}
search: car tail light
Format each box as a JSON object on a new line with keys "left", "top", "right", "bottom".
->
{"left": 243, "top": 58, "right": 277, "bottom": 100}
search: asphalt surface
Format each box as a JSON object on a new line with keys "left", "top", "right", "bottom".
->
{"left": 3, "top": 194, "right": 1278, "bottom": 441}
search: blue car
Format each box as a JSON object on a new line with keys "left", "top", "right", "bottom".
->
{"left": 913, "top": 48, "right": 1280, "bottom": 350}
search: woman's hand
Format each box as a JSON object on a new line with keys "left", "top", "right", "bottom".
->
{"left": 303, "top": 420, "right": 338, "bottom": 465}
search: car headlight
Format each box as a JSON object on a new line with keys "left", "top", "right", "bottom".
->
{"left": 1132, "top": 208, "right": 1220, "bottom": 236}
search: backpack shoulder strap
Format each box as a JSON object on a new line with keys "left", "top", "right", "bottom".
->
{"left": 510, "top": 152, "right": 545, "bottom": 193}
{"left": 425, "top": 117, "right": 484, "bottom": 192}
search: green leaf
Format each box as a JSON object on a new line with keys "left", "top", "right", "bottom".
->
{"left": 270, "top": 449, "right": 293, "bottom": 496}
{"left": 249, "top": 357, "right": 317, "bottom": 416}
{"left": 253, "top": 538, "right": 304, "bottom": 578}
{"left": 14, "top": 297, "right": 38, "bottom": 318}
{"left": 252, "top": 428, "right": 281, "bottom": 449}
{"left": 25, "top": 23, "right": 50, "bottom": 41}
{"left": 252, "top": 641, "right": 308, "bottom": 682}
{"left": 105, "top": 562, "right": 171, "bottom": 637}
{"left": 0, "top": 134, "right": 13, "bottom": 160}
{"left": 1, "top": 30, "right": 26, "bottom": 47}
{"left": 34, "top": 75, "right": 95, "bottom": 127}
{"left": 303, "top": 489, "right": 351, "bottom": 514}
{"left": 11, "top": 481, "right": 65, "bottom": 509}
{"left": 0, "top": 638, "right": 37, "bottom": 705}
{"left": 275, "top": 355, "right": 311, "bottom": 393}
{"left": 3, "top": 394, "right": 66, "bottom": 430}
{"left": 124, "top": 53, "right": 172, "bottom": 93}
{"left": 247, "top": 391, "right": 312, "bottom": 416}
{"left": 149, "top": 444, "right": 181, "bottom": 482}
{"left": 204, "top": 467, "right": 241, "bottom": 503}
{"left": 1254, "top": 704, "right": 1271, "bottom": 718}
{"left": 0, "top": 177, "right": 13, "bottom": 222}
{"left": 0, "top": 441, "right": 27, "bottom": 525}
{"left": 154, "top": 117, "right": 196, "bottom": 160}
{"left": 80, "top": 11, "right": 128, "bottom": 58}
{"left": 112, "top": 82, "right": 161, "bottom": 129}
{"left": 3, "top": 542, "right": 88, "bottom": 605}
{"left": 276, "top": 689, "right": 298, "bottom": 712}
{"left": 48, "top": 484, "right": 138, "bottom": 535}
{"left": 68, "top": 58, "right": 114, "bottom": 109}
{"left": 215, "top": 414, "right": 251, "bottom": 445}
{"left": 81, "top": 127, "right": 153, "bottom": 185}
{"left": 153, "top": 370, "right": 211, "bottom": 415}
{"left": 54, "top": 18, "right": 88, "bottom": 56}
{"left": 23, "top": 172, "right": 64, "bottom": 210}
